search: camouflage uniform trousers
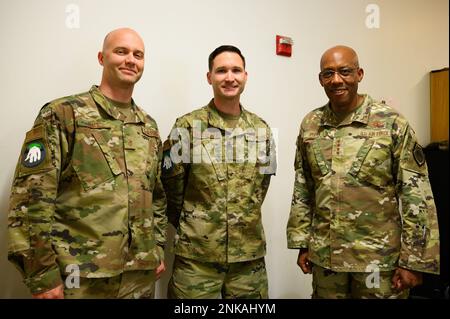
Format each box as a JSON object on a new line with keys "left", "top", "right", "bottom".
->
{"left": 312, "top": 264, "right": 409, "bottom": 299}
{"left": 168, "top": 256, "right": 268, "bottom": 299}
{"left": 63, "top": 269, "right": 156, "bottom": 299}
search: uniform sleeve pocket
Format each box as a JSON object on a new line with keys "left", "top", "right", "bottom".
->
{"left": 7, "top": 208, "right": 31, "bottom": 252}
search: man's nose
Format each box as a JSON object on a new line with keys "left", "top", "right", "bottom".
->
{"left": 225, "top": 70, "right": 234, "bottom": 81}
{"left": 330, "top": 71, "right": 344, "bottom": 83}
{"left": 125, "top": 53, "right": 136, "bottom": 65}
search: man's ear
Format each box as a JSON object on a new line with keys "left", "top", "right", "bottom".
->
{"left": 357, "top": 67, "right": 364, "bottom": 82}
{"left": 98, "top": 51, "right": 104, "bottom": 66}
{"left": 207, "top": 72, "right": 212, "bottom": 85}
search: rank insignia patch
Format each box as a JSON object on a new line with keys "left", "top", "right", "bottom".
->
{"left": 22, "top": 140, "right": 46, "bottom": 168}
{"left": 413, "top": 143, "right": 425, "bottom": 167}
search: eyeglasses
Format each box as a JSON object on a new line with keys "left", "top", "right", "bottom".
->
{"left": 319, "top": 67, "right": 358, "bottom": 80}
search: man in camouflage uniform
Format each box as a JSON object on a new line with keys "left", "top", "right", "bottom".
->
{"left": 286, "top": 45, "right": 440, "bottom": 298}
{"left": 7, "top": 28, "right": 167, "bottom": 299}
{"left": 161, "top": 45, "right": 276, "bottom": 298}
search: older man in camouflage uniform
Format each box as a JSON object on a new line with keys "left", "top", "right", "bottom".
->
{"left": 287, "top": 45, "right": 440, "bottom": 298}
{"left": 7, "top": 28, "right": 167, "bottom": 299}
{"left": 161, "top": 45, "right": 276, "bottom": 299}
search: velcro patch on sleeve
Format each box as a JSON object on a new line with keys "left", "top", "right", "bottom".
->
{"left": 22, "top": 140, "right": 46, "bottom": 168}
{"left": 161, "top": 139, "right": 186, "bottom": 177}
{"left": 162, "top": 147, "right": 174, "bottom": 175}
{"left": 413, "top": 143, "right": 425, "bottom": 167}
{"left": 18, "top": 125, "right": 52, "bottom": 176}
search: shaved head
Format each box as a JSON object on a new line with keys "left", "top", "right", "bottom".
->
{"left": 102, "top": 28, "right": 145, "bottom": 53}
{"left": 320, "top": 45, "right": 359, "bottom": 70}
{"left": 98, "top": 28, "right": 146, "bottom": 100}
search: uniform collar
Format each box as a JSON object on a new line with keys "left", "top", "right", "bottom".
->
{"left": 321, "top": 94, "right": 372, "bottom": 127}
{"left": 206, "top": 99, "right": 254, "bottom": 131}
{"left": 89, "top": 85, "right": 146, "bottom": 124}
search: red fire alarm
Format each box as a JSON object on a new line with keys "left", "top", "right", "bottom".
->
{"left": 276, "top": 35, "right": 293, "bottom": 57}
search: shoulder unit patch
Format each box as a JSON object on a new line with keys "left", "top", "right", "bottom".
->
{"left": 22, "top": 140, "right": 46, "bottom": 168}
{"left": 413, "top": 142, "right": 425, "bottom": 167}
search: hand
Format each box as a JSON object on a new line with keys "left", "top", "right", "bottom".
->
{"left": 156, "top": 261, "right": 166, "bottom": 280}
{"left": 297, "top": 249, "right": 312, "bottom": 274}
{"left": 32, "top": 284, "right": 64, "bottom": 299}
{"left": 391, "top": 267, "right": 423, "bottom": 291}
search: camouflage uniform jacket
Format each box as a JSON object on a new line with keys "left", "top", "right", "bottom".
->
{"left": 161, "top": 100, "right": 276, "bottom": 263}
{"left": 7, "top": 85, "right": 167, "bottom": 294}
{"left": 287, "top": 95, "right": 440, "bottom": 274}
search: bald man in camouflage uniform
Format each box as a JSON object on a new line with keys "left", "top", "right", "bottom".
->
{"left": 287, "top": 45, "right": 439, "bottom": 298}
{"left": 7, "top": 28, "right": 167, "bottom": 299}
{"left": 162, "top": 45, "right": 276, "bottom": 299}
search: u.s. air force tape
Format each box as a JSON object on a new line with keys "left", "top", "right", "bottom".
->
{"left": 22, "top": 140, "right": 46, "bottom": 168}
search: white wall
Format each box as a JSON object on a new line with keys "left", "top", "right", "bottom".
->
{"left": 0, "top": 0, "right": 448, "bottom": 298}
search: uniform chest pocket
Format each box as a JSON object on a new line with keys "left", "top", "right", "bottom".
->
{"left": 72, "top": 120, "right": 123, "bottom": 191}
{"left": 304, "top": 138, "right": 331, "bottom": 177}
{"left": 195, "top": 138, "right": 226, "bottom": 187}
{"left": 245, "top": 133, "right": 274, "bottom": 181}
{"left": 348, "top": 138, "right": 393, "bottom": 187}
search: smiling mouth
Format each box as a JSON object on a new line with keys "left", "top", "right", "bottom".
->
{"left": 120, "top": 68, "right": 137, "bottom": 74}
{"left": 331, "top": 88, "right": 346, "bottom": 95}
{"left": 223, "top": 86, "right": 238, "bottom": 90}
